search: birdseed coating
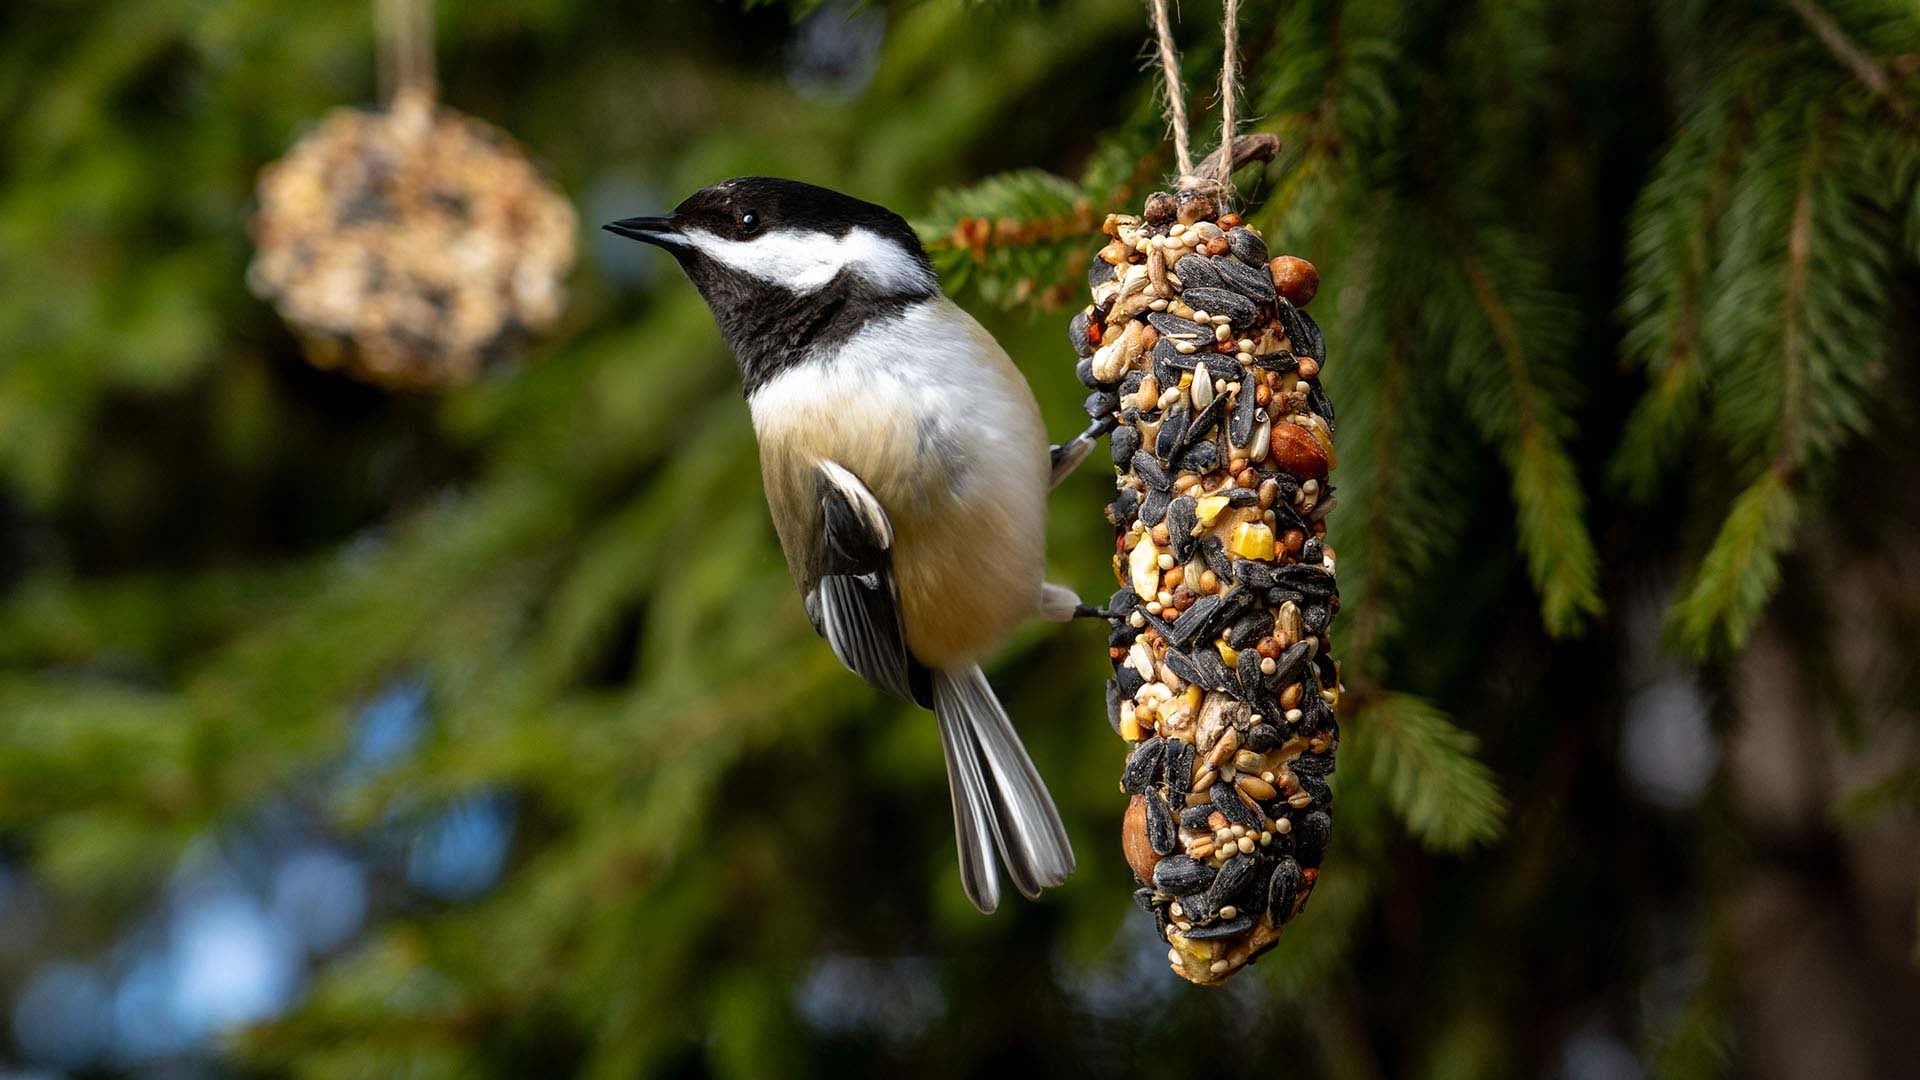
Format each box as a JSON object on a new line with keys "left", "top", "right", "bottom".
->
{"left": 248, "top": 90, "right": 576, "bottom": 390}
{"left": 1072, "top": 186, "right": 1340, "bottom": 986}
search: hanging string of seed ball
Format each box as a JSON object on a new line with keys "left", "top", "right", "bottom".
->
{"left": 1072, "top": 181, "right": 1339, "bottom": 985}
{"left": 248, "top": 89, "right": 577, "bottom": 391}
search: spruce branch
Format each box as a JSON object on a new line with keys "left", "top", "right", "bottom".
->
{"left": 1667, "top": 465, "right": 1800, "bottom": 656}
{"left": 1613, "top": 93, "right": 1752, "bottom": 501}
{"left": 1350, "top": 691, "right": 1506, "bottom": 852}
{"left": 1443, "top": 222, "right": 1603, "bottom": 636}
{"left": 1781, "top": 0, "right": 1900, "bottom": 110}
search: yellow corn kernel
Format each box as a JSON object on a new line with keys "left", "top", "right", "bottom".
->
{"left": 1195, "top": 495, "right": 1230, "bottom": 526}
{"left": 1216, "top": 640, "right": 1239, "bottom": 667}
{"left": 1120, "top": 712, "right": 1142, "bottom": 742}
{"left": 1228, "top": 521, "right": 1275, "bottom": 560}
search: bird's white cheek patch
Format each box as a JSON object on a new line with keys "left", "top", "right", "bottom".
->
{"left": 683, "top": 227, "right": 933, "bottom": 294}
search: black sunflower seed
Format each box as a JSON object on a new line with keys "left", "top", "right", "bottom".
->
{"left": 1179, "top": 803, "right": 1213, "bottom": 831}
{"left": 1070, "top": 310, "right": 1096, "bottom": 358}
{"left": 1110, "top": 424, "right": 1140, "bottom": 468}
{"left": 1293, "top": 810, "right": 1332, "bottom": 867}
{"left": 1084, "top": 389, "right": 1118, "bottom": 419}
{"left": 1175, "top": 440, "right": 1219, "bottom": 474}
{"left": 1115, "top": 663, "right": 1145, "bottom": 700}
{"left": 1146, "top": 789, "right": 1176, "bottom": 855}
{"left": 1208, "top": 853, "right": 1259, "bottom": 905}
{"left": 1269, "top": 563, "right": 1337, "bottom": 597}
{"left": 1152, "top": 854, "right": 1216, "bottom": 894}
{"left": 1105, "top": 679, "right": 1123, "bottom": 735}
{"left": 1306, "top": 378, "right": 1336, "bottom": 433}
{"left": 1161, "top": 647, "right": 1203, "bottom": 688}
{"left": 1237, "top": 650, "right": 1265, "bottom": 698}
{"left": 1303, "top": 602, "right": 1331, "bottom": 635}
{"left": 1313, "top": 652, "right": 1339, "bottom": 696}
{"left": 1155, "top": 406, "right": 1189, "bottom": 459}
{"left": 1233, "top": 560, "right": 1281, "bottom": 590}
{"left": 1181, "top": 287, "right": 1257, "bottom": 329}
{"left": 1236, "top": 866, "right": 1271, "bottom": 917}
{"left": 1179, "top": 595, "right": 1233, "bottom": 646}
{"left": 1301, "top": 537, "right": 1324, "bottom": 566}
{"left": 1107, "top": 619, "right": 1140, "bottom": 649}
{"left": 1228, "top": 384, "right": 1260, "bottom": 449}
{"left": 1268, "top": 857, "right": 1303, "bottom": 922}
{"left": 1132, "top": 450, "right": 1170, "bottom": 491}
{"left": 1177, "top": 891, "right": 1216, "bottom": 923}
{"left": 1291, "top": 750, "right": 1334, "bottom": 778}
{"left": 1180, "top": 393, "right": 1228, "bottom": 450}
{"left": 1076, "top": 357, "right": 1098, "bottom": 387}
{"left": 1211, "top": 781, "right": 1263, "bottom": 829}
{"left": 1276, "top": 298, "right": 1325, "bottom": 363}
{"left": 1200, "top": 353, "right": 1244, "bottom": 383}
{"left": 1150, "top": 340, "right": 1184, "bottom": 389}
{"left": 1147, "top": 311, "right": 1209, "bottom": 341}
{"left": 1122, "top": 736, "right": 1166, "bottom": 794}
{"left": 1166, "top": 739, "right": 1196, "bottom": 793}
{"left": 1182, "top": 914, "right": 1254, "bottom": 940}
{"left": 1250, "top": 350, "right": 1298, "bottom": 372}
{"left": 1305, "top": 687, "right": 1336, "bottom": 730}
{"left": 1187, "top": 646, "right": 1237, "bottom": 693}
{"left": 1215, "top": 256, "right": 1277, "bottom": 305}
{"left": 1225, "top": 608, "right": 1270, "bottom": 649}
{"left": 1297, "top": 771, "right": 1333, "bottom": 810}
{"left": 1173, "top": 253, "right": 1224, "bottom": 291}
{"left": 1270, "top": 640, "right": 1314, "bottom": 688}
{"left": 1133, "top": 886, "right": 1157, "bottom": 914}
{"left": 1089, "top": 258, "right": 1116, "bottom": 288}
{"left": 1139, "top": 488, "right": 1170, "bottom": 526}
{"left": 1167, "top": 497, "right": 1198, "bottom": 562}
{"left": 1244, "top": 723, "right": 1283, "bottom": 753}
{"left": 1199, "top": 535, "right": 1233, "bottom": 579}
{"left": 1227, "top": 226, "right": 1269, "bottom": 267}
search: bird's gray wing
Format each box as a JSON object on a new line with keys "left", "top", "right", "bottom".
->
{"left": 806, "top": 460, "right": 928, "bottom": 704}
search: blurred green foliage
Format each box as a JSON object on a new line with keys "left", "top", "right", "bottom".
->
{"left": 2, "top": 1, "right": 1919, "bottom": 1078}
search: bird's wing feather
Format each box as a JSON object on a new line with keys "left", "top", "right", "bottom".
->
{"left": 808, "top": 461, "right": 927, "bottom": 703}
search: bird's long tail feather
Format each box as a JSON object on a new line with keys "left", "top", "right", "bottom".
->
{"left": 931, "top": 665, "right": 1076, "bottom": 912}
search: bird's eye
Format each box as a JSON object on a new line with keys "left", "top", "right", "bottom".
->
{"left": 738, "top": 211, "right": 760, "bottom": 235}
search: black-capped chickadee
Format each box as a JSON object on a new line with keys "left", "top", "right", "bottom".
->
{"left": 605, "top": 177, "right": 1107, "bottom": 913}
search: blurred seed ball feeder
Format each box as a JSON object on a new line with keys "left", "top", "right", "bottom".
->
{"left": 247, "top": 41, "right": 575, "bottom": 390}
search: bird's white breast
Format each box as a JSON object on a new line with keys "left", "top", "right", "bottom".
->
{"left": 748, "top": 297, "right": 1050, "bottom": 666}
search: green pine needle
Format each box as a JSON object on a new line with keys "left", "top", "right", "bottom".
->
{"left": 1667, "top": 467, "right": 1800, "bottom": 657}
{"left": 1355, "top": 692, "right": 1506, "bottom": 852}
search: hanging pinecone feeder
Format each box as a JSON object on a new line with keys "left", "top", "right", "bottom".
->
{"left": 1073, "top": 3, "right": 1342, "bottom": 986}
{"left": 247, "top": 1, "right": 575, "bottom": 391}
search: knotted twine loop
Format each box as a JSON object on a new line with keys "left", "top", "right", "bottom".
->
{"left": 377, "top": 0, "right": 436, "bottom": 137}
{"left": 1150, "top": 0, "right": 1277, "bottom": 209}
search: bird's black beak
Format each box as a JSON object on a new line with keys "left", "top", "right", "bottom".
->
{"left": 602, "top": 215, "right": 685, "bottom": 248}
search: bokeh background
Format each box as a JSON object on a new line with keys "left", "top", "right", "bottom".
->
{"left": 4, "top": 1, "right": 1920, "bottom": 1077}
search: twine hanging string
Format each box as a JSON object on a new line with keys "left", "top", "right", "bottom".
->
{"left": 1218, "top": 0, "right": 1240, "bottom": 169}
{"left": 1150, "top": 0, "right": 1196, "bottom": 180}
{"left": 377, "top": 0, "right": 437, "bottom": 136}
{"left": 1149, "top": 0, "right": 1277, "bottom": 208}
